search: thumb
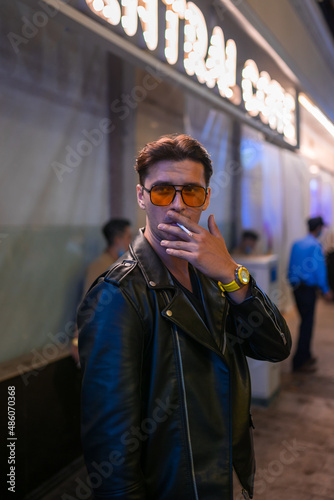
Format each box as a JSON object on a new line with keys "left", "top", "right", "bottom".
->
{"left": 208, "top": 214, "right": 222, "bottom": 238}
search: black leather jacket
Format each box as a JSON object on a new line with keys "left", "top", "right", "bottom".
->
{"left": 78, "top": 230, "right": 291, "bottom": 500}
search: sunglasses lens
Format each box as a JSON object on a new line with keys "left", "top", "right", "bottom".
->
{"left": 182, "top": 186, "right": 206, "bottom": 207}
{"left": 150, "top": 185, "right": 175, "bottom": 205}
{"left": 149, "top": 185, "right": 207, "bottom": 207}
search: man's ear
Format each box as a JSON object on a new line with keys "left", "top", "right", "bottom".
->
{"left": 137, "top": 184, "right": 146, "bottom": 210}
{"left": 202, "top": 186, "right": 211, "bottom": 211}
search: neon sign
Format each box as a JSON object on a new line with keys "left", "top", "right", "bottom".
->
{"left": 86, "top": 0, "right": 296, "bottom": 142}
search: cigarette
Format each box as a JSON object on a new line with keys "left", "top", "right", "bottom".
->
{"left": 177, "top": 223, "right": 193, "bottom": 237}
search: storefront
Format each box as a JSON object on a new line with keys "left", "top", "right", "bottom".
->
{"left": 1, "top": 0, "right": 334, "bottom": 495}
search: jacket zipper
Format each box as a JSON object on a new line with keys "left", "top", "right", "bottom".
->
{"left": 254, "top": 287, "right": 288, "bottom": 345}
{"left": 220, "top": 299, "right": 229, "bottom": 354}
{"left": 162, "top": 291, "right": 199, "bottom": 500}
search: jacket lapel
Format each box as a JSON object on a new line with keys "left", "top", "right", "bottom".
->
{"left": 130, "top": 230, "right": 228, "bottom": 357}
{"left": 161, "top": 289, "right": 221, "bottom": 352}
{"left": 196, "top": 270, "right": 229, "bottom": 353}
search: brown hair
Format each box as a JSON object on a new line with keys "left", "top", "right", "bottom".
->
{"left": 135, "top": 134, "right": 213, "bottom": 186}
{"left": 102, "top": 218, "right": 131, "bottom": 246}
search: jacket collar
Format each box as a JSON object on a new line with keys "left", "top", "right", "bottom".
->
{"left": 129, "top": 228, "right": 177, "bottom": 290}
{"left": 129, "top": 229, "right": 228, "bottom": 358}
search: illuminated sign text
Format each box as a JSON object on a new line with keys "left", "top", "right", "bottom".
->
{"left": 86, "top": 0, "right": 296, "bottom": 142}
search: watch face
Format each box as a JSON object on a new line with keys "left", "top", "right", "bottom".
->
{"left": 240, "top": 268, "right": 249, "bottom": 284}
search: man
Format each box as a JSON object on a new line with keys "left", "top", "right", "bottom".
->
{"left": 71, "top": 219, "right": 131, "bottom": 365}
{"left": 233, "top": 230, "right": 259, "bottom": 256}
{"left": 83, "top": 218, "right": 132, "bottom": 294}
{"left": 324, "top": 229, "right": 334, "bottom": 293}
{"left": 288, "top": 216, "right": 332, "bottom": 373}
{"left": 78, "top": 135, "right": 291, "bottom": 500}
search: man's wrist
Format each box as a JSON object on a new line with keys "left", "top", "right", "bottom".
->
{"left": 222, "top": 282, "right": 252, "bottom": 304}
{"left": 217, "top": 262, "right": 238, "bottom": 286}
{"left": 218, "top": 265, "right": 250, "bottom": 293}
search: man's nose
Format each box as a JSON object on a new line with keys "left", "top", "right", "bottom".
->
{"left": 169, "top": 190, "right": 186, "bottom": 210}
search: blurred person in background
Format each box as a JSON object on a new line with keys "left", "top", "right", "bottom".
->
{"left": 83, "top": 218, "right": 132, "bottom": 294}
{"left": 324, "top": 228, "right": 334, "bottom": 293}
{"left": 71, "top": 218, "right": 132, "bottom": 365}
{"left": 233, "top": 229, "right": 259, "bottom": 256}
{"left": 288, "top": 216, "right": 333, "bottom": 373}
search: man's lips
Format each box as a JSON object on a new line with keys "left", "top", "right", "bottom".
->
{"left": 162, "top": 217, "right": 191, "bottom": 225}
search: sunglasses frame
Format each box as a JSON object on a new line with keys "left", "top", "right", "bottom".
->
{"left": 142, "top": 184, "right": 208, "bottom": 207}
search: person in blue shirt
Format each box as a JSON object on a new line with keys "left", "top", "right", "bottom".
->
{"left": 288, "top": 216, "right": 333, "bottom": 373}
{"left": 324, "top": 230, "right": 334, "bottom": 293}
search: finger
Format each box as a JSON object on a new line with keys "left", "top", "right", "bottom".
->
{"left": 208, "top": 214, "right": 223, "bottom": 239}
{"left": 166, "top": 211, "right": 201, "bottom": 234}
{"left": 160, "top": 239, "right": 196, "bottom": 251}
{"left": 176, "top": 223, "right": 194, "bottom": 238}
{"left": 158, "top": 223, "right": 193, "bottom": 239}
{"left": 165, "top": 247, "right": 196, "bottom": 260}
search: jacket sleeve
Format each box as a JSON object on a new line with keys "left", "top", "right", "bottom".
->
{"left": 77, "top": 280, "right": 147, "bottom": 499}
{"left": 226, "top": 279, "right": 292, "bottom": 362}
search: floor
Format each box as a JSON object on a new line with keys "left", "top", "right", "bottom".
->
{"left": 234, "top": 298, "right": 334, "bottom": 500}
{"left": 42, "top": 299, "right": 334, "bottom": 500}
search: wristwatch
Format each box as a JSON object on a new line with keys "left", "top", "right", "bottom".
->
{"left": 218, "top": 265, "right": 250, "bottom": 293}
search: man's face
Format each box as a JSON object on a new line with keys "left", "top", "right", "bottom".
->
{"left": 137, "top": 159, "right": 211, "bottom": 243}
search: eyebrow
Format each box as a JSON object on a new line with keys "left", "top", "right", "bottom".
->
{"left": 150, "top": 182, "right": 204, "bottom": 187}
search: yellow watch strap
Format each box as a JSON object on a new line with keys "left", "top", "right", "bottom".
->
{"left": 218, "top": 280, "right": 241, "bottom": 293}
